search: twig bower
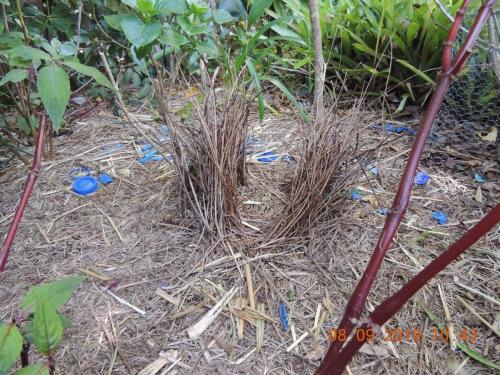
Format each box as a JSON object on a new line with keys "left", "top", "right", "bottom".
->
{"left": 316, "top": 1, "right": 499, "bottom": 373}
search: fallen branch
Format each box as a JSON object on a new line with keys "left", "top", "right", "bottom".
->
{"left": 0, "top": 113, "right": 47, "bottom": 271}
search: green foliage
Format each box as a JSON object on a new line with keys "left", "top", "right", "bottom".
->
{"left": 0, "top": 323, "right": 23, "bottom": 374}
{"left": 37, "top": 65, "right": 70, "bottom": 131}
{"left": 0, "top": 276, "right": 83, "bottom": 374}
{"left": 269, "top": 0, "right": 462, "bottom": 103}
{"left": 14, "top": 365, "right": 50, "bottom": 375}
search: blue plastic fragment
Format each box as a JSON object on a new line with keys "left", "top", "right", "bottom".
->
{"left": 366, "top": 164, "right": 378, "bottom": 176}
{"left": 474, "top": 172, "right": 486, "bottom": 183}
{"left": 281, "top": 154, "right": 294, "bottom": 162}
{"left": 138, "top": 149, "right": 159, "bottom": 164}
{"left": 377, "top": 208, "right": 389, "bottom": 215}
{"left": 351, "top": 189, "right": 361, "bottom": 201}
{"left": 279, "top": 303, "right": 289, "bottom": 331}
{"left": 414, "top": 171, "right": 430, "bottom": 186}
{"left": 256, "top": 151, "right": 279, "bottom": 163}
{"left": 384, "top": 123, "right": 411, "bottom": 134}
{"left": 98, "top": 173, "right": 113, "bottom": 184}
{"left": 72, "top": 176, "right": 99, "bottom": 196}
{"left": 432, "top": 211, "right": 448, "bottom": 225}
{"left": 141, "top": 143, "right": 153, "bottom": 152}
{"left": 151, "top": 155, "right": 163, "bottom": 161}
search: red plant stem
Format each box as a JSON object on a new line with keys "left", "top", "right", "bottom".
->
{"left": 0, "top": 113, "right": 46, "bottom": 272}
{"left": 317, "top": 0, "right": 497, "bottom": 370}
{"left": 324, "top": 204, "right": 500, "bottom": 374}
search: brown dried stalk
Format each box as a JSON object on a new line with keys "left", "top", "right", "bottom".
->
{"left": 268, "top": 105, "right": 365, "bottom": 241}
{"left": 166, "top": 71, "right": 251, "bottom": 241}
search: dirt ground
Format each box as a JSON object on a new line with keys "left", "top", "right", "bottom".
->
{"left": 0, "top": 94, "right": 499, "bottom": 374}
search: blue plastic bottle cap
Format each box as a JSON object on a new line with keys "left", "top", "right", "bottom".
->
{"left": 72, "top": 176, "right": 99, "bottom": 195}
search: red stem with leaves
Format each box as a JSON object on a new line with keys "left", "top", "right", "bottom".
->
{"left": 317, "top": 0, "right": 498, "bottom": 373}
{"left": 0, "top": 113, "right": 47, "bottom": 272}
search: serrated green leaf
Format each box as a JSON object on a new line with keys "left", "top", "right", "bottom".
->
{"left": 14, "top": 364, "right": 50, "bottom": 375}
{"left": 21, "top": 276, "right": 85, "bottom": 312}
{"left": 62, "top": 61, "right": 113, "bottom": 90}
{"left": 248, "top": 0, "right": 272, "bottom": 26}
{"left": 7, "top": 46, "right": 53, "bottom": 62}
{"left": 213, "top": 8, "right": 234, "bottom": 24}
{"left": 0, "top": 69, "right": 28, "bottom": 86}
{"left": 37, "top": 65, "right": 70, "bottom": 131}
{"left": 0, "top": 323, "right": 23, "bottom": 374}
{"left": 137, "top": 0, "right": 156, "bottom": 17}
{"left": 121, "top": 16, "right": 161, "bottom": 47}
{"left": 32, "top": 296, "right": 63, "bottom": 355}
{"left": 57, "top": 314, "right": 73, "bottom": 329}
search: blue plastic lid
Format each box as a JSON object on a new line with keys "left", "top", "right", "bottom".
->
{"left": 72, "top": 176, "right": 99, "bottom": 195}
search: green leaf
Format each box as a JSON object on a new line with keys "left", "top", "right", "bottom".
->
{"left": 177, "top": 15, "right": 208, "bottom": 35}
{"left": 396, "top": 59, "right": 435, "bottom": 86}
{"left": 197, "top": 39, "right": 218, "bottom": 59}
{"left": 0, "top": 69, "right": 28, "bottom": 86}
{"left": 14, "top": 364, "right": 50, "bottom": 375}
{"left": 0, "top": 23, "right": 3, "bottom": 33}
{"left": 62, "top": 61, "right": 114, "bottom": 90}
{"left": 0, "top": 323, "right": 23, "bottom": 374}
{"left": 58, "top": 314, "right": 73, "bottom": 329}
{"left": 60, "top": 42, "right": 77, "bottom": 56}
{"left": 155, "top": 0, "right": 186, "bottom": 14}
{"left": 32, "top": 296, "right": 63, "bottom": 355}
{"left": 37, "top": 65, "right": 70, "bottom": 131}
{"left": 7, "top": 46, "right": 53, "bottom": 62}
{"left": 248, "top": 0, "right": 272, "bottom": 26}
{"left": 266, "top": 77, "right": 307, "bottom": 122}
{"left": 214, "top": 8, "right": 234, "bottom": 24}
{"left": 21, "top": 276, "right": 85, "bottom": 312}
{"left": 245, "top": 58, "right": 264, "bottom": 122}
{"left": 103, "top": 14, "right": 125, "bottom": 31}
{"left": 160, "top": 27, "right": 188, "bottom": 48}
{"left": 137, "top": 0, "right": 156, "bottom": 17}
{"left": 121, "top": 16, "right": 161, "bottom": 47}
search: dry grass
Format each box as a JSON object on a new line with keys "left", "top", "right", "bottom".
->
{"left": 0, "top": 90, "right": 498, "bottom": 375}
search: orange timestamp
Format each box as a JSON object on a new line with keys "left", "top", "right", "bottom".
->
{"left": 328, "top": 326, "right": 478, "bottom": 344}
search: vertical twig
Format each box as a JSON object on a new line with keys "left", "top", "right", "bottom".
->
{"left": 0, "top": 114, "right": 47, "bottom": 271}
{"left": 308, "top": 0, "right": 325, "bottom": 121}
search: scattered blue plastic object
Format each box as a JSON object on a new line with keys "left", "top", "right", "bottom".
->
{"left": 256, "top": 151, "right": 279, "bottom": 163}
{"left": 98, "top": 173, "right": 113, "bottom": 184}
{"left": 377, "top": 208, "right": 389, "bottom": 215}
{"left": 279, "top": 303, "right": 289, "bottom": 331}
{"left": 369, "top": 123, "right": 416, "bottom": 135}
{"left": 414, "top": 171, "right": 430, "bottom": 186}
{"left": 432, "top": 211, "right": 448, "bottom": 225}
{"left": 474, "top": 172, "right": 486, "bottom": 183}
{"left": 138, "top": 149, "right": 159, "bottom": 164}
{"left": 366, "top": 164, "right": 378, "bottom": 176}
{"left": 72, "top": 176, "right": 99, "bottom": 196}
{"left": 351, "top": 189, "right": 361, "bottom": 201}
{"left": 281, "top": 154, "right": 294, "bottom": 162}
{"left": 69, "top": 166, "right": 91, "bottom": 179}
{"left": 141, "top": 143, "right": 153, "bottom": 152}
